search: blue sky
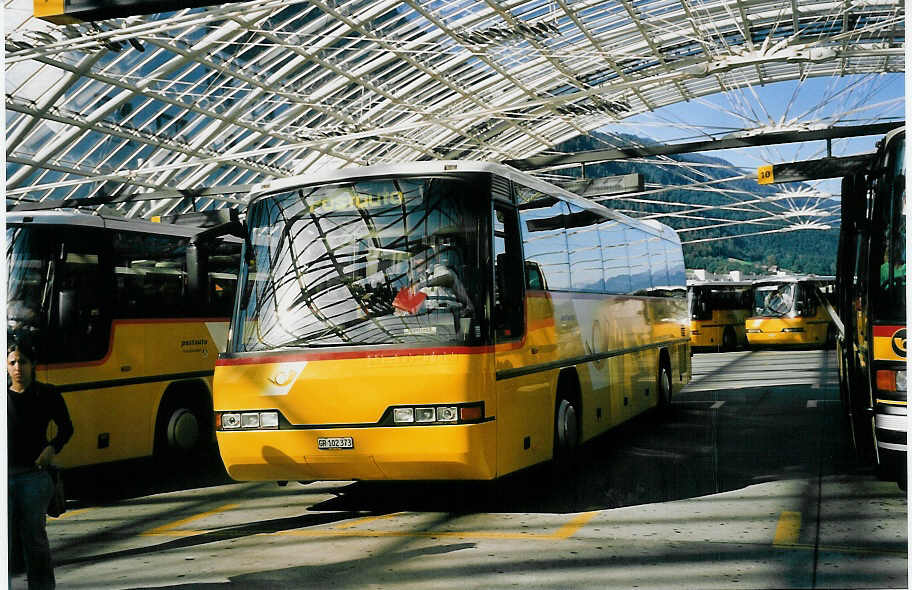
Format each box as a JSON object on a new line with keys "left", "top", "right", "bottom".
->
{"left": 608, "top": 73, "right": 904, "bottom": 168}
{"left": 600, "top": 73, "right": 905, "bottom": 198}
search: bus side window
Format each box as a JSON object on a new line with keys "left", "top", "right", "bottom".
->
{"left": 525, "top": 262, "right": 545, "bottom": 290}
{"left": 49, "top": 231, "right": 111, "bottom": 363}
{"left": 113, "top": 232, "right": 189, "bottom": 319}
{"left": 493, "top": 206, "right": 524, "bottom": 342}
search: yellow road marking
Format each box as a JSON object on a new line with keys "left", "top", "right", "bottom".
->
{"left": 142, "top": 503, "right": 238, "bottom": 537}
{"left": 53, "top": 508, "right": 90, "bottom": 520}
{"left": 144, "top": 510, "right": 597, "bottom": 541}
{"left": 552, "top": 511, "right": 598, "bottom": 539}
{"left": 129, "top": 509, "right": 905, "bottom": 556}
{"left": 773, "top": 510, "right": 801, "bottom": 545}
{"left": 334, "top": 512, "right": 403, "bottom": 529}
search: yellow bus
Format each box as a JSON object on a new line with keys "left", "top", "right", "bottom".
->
{"left": 837, "top": 126, "right": 905, "bottom": 481}
{"left": 6, "top": 210, "right": 240, "bottom": 468}
{"left": 745, "top": 276, "right": 835, "bottom": 348}
{"left": 688, "top": 281, "right": 753, "bottom": 350}
{"left": 214, "top": 161, "right": 691, "bottom": 482}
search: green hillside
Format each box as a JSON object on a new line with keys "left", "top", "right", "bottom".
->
{"left": 552, "top": 132, "right": 839, "bottom": 276}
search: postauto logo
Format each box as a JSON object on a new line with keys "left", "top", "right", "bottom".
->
{"left": 891, "top": 328, "right": 907, "bottom": 359}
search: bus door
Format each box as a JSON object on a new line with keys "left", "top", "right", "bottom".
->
{"left": 40, "top": 228, "right": 117, "bottom": 465}
{"left": 48, "top": 228, "right": 113, "bottom": 364}
{"left": 492, "top": 202, "right": 550, "bottom": 474}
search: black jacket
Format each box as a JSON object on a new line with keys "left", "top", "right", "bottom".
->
{"left": 8, "top": 381, "right": 74, "bottom": 470}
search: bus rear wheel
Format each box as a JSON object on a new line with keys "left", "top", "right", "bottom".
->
{"left": 657, "top": 354, "right": 672, "bottom": 410}
{"left": 155, "top": 389, "right": 212, "bottom": 461}
{"left": 553, "top": 396, "right": 579, "bottom": 466}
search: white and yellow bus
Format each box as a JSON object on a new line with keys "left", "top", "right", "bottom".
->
{"left": 745, "top": 276, "right": 835, "bottom": 348}
{"left": 688, "top": 281, "right": 753, "bottom": 350}
{"left": 6, "top": 210, "right": 240, "bottom": 468}
{"left": 214, "top": 162, "right": 691, "bottom": 482}
{"left": 837, "top": 127, "right": 906, "bottom": 481}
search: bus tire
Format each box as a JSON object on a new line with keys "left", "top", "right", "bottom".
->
{"left": 552, "top": 372, "right": 581, "bottom": 468}
{"left": 851, "top": 411, "right": 877, "bottom": 467}
{"left": 825, "top": 325, "right": 837, "bottom": 349}
{"left": 657, "top": 352, "right": 672, "bottom": 410}
{"left": 722, "top": 327, "right": 737, "bottom": 351}
{"left": 154, "top": 384, "right": 212, "bottom": 460}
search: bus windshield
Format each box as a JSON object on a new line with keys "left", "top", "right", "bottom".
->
{"left": 7, "top": 225, "right": 52, "bottom": 337}
{"left": 753, "top": 283, "right": 795, "bottom": 317}
{"left": 689, "top": 285, "right": 751, "bottom": 320}
{"left": 232, "top": 176, "right": 487, "bottom": 351}
{"left": 871, "top": 136, "right": 905, "bottom": 323}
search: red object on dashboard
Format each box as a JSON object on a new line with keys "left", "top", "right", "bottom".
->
{"left": 393, "top": 287, "right": 426, "bottom": 314}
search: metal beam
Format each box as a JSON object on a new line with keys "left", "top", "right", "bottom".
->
{"left": 505, "top": 122, "right": 902, "bottom": 170}
{"left": 7, "top": 185, "right": 252, "bottom": 212}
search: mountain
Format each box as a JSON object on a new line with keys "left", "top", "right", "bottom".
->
{"left": 551, "top": 132, "right": 839, "bottom": 276}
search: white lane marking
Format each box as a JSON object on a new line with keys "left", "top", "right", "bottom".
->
{"left": 807, "top": 400, "right": 818, "bottom": 408}
{"left": 710, "top": 401, "right": 725, "bottom": 409}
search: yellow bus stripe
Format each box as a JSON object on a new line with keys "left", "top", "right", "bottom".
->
{"left": 773, "top": 511, "right": 801, "bottom": 545}
{"left": 876, "top": 399, "right": 907, "bottom": 406}
{"left": 142, "top": 503, "right": 238, "bottom": 537}
{"left": 497, "top": 338, "right": 690, "bottom": 380}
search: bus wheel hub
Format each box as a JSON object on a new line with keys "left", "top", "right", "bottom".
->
{"left": 168, "top": 408, "right": 199, "bottom": 450}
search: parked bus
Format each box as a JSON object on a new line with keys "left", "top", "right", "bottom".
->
{"left": 836, "top": 126, "right": 905, "bottom": 482}
{"left": 688, "top": 281, "right": 753, "bottom": 350}
{"left": 213, "top": 161, "right": 692, "bottom": 482}
{"left": 744, "top": 275, "right": 835, "bottom": 348}
{"left": 6, "top": 210, "right": 241, "bottom": 469}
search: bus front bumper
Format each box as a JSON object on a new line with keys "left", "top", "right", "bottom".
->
{"left": 216, "top": 421, "right": 497, "bottom": 481}
{"left": 745, "top": 331, "right": 808, "bottom": 346}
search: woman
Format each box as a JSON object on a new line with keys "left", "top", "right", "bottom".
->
{"left": 8, "top": 334, "right": 73, "bottom": 590}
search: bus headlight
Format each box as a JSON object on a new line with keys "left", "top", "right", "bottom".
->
{"left": 897, "top": 370, "right": 907, "bottom": 392}
{"left": 415, "top": 408, "right": 436, "bottom": 422}
{"left": 221, "top": 413, "right": 241, "bottom": 429}
{"left": 217, "top": 411, "right": 279, "bottom": 430}
{"left": 388, "top": 403, "right": 482, "bottom": 425}
{"left": 746, "top": 329, "right": 761, "bottom": 334}
{"left": 436, "top": 406, "right": 458, "bottom": 422}
{"left": 393, "top": 408, "right": 415, "bottom": 423}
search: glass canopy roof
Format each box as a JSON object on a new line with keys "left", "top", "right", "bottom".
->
{"left": 5, "top": 0, "right": 905, "bottom": 229}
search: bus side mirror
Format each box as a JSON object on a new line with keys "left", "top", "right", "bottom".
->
{"left": 58, "top": 289, "right": 77, "bottom": 330}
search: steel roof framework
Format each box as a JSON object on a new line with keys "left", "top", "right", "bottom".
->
{"left": 4, "top": 0, "right": 905, "bottom": 240}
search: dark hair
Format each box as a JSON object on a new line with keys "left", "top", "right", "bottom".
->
{"left": 7, "top": 332, "right": 38, "bottom": 363}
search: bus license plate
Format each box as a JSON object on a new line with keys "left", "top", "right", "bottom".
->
{"left": 318, "top": 437, "right": 354, "bottom": 450}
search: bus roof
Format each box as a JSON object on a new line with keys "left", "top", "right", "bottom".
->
{"left": 248, "top": 160, "right": 680, "bottom": 243}
{"left": 882, "top": 125, "right": 905, "bottom": 146}
{"left": 6, "top": 210, "right": 207, "bottom": 238}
